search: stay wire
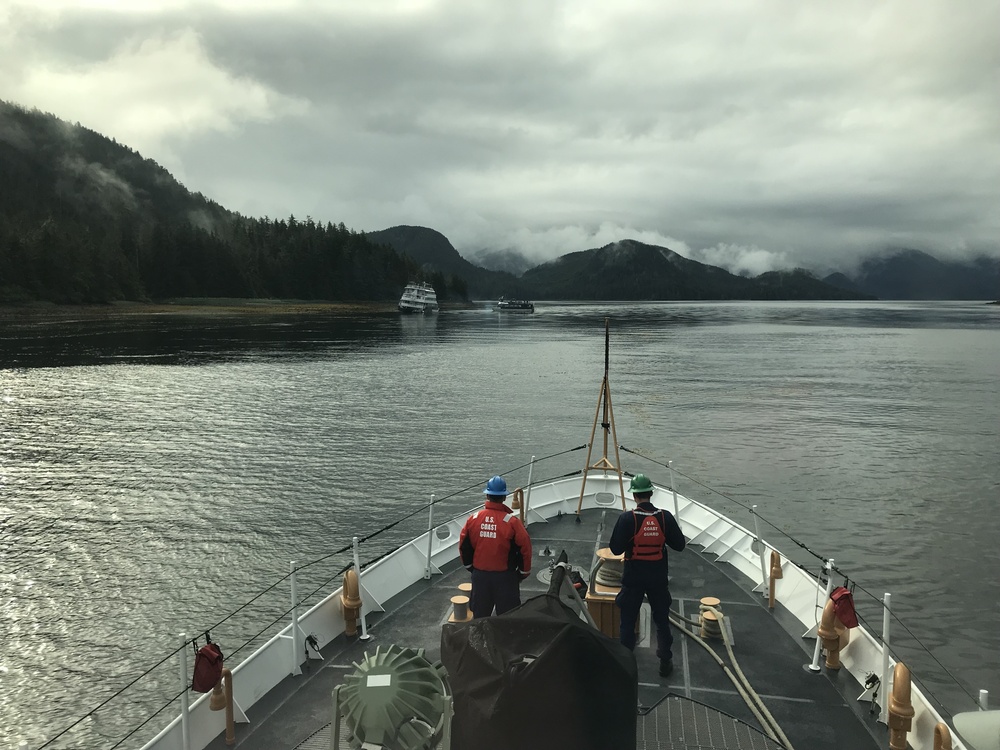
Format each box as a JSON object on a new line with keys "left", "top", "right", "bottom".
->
{"left": 40, "top": 567, "right": 315, "bottom": 749}
{"left": 620, "top": 444, "right": 830, "bottom": 565}
{"left": 35, "top": 636, "right": 199, "bottom": 750}
{"left": 45, "top": 447, "right": 589, "bottom": 748}
{"left": 852, "top": 603, "right": 981, "bottom": 708}
{"left": 108, "top": 685, "right": 189, "bottom": 750}
{"left": 620, "top": 444, "right": 982, "bottom": 710}
{"left": 107, "top": 554, "right": 393, "bottom": 750}
{"left": 296, "top": 445, "right": 587, "bottom": 572}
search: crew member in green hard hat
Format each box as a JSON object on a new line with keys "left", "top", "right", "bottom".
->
{"left": 458, "top": 475, "right": 533, "bottom": 617}
{"left": 609, "top": 473, "right": 686, "bottom": 677}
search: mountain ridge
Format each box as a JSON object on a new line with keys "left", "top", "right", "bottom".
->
{"left": 3, "top": 99, "right": 996, "bottom": 304}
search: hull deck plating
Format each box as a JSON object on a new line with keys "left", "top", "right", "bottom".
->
{"left": 205, "top": 507, "right": 885, "bottom": 750}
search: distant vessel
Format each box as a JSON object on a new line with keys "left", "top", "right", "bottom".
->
{"left": 494, "top": 295, "right": 534, "bottom": 313}
{"left": 398, "top": 281, "right": 439, "bottom": 313}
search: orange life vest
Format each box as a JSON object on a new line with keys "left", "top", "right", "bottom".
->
{"left": 630, "top": 510, "right": 666, "bottom": 561}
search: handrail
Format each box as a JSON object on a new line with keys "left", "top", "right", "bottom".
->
{"left": 620, "top": 443, "right": 984, "bottom": 716}
{"left": 31, "top": 444, "right": 979, "bottom": 750}
{"left": 31, "top": 448, "right": 587, "bottom": 750}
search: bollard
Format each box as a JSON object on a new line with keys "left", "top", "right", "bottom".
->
{"left": 768, "top": 551, "right": 783, "bottom": 609}
{"left": 888, "top": 663, "right": 915, "bottom": 750}
{"left": 933, "top": 722, "right": 953, "bottom": 750}
{"left": 342, "top": 569, "right": 362, "bottom": 637}
{"left": 699, "top": 597, "right": 723, "bottom": 640}
{"left": 209, "top": 668, "right": 237, "bottom": 746}
{"left": 511, "top": 487, "right": 525, "bottom": 523}
{"left": 448, "top": 595, "right": 473, "bottom": 623}
{"left": 816, "top": 599, "right": 842, "bottom": 670}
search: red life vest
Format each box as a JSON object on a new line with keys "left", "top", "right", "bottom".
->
{"left": 467, "top": 508, "right": 517, "bottom": 571}
{"left": 630, "top": 510, "right": 666, "bottom": 561}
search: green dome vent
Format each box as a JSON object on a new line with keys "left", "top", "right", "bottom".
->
{"left": 334, "top": 645, "right": 452, "bottom": 750}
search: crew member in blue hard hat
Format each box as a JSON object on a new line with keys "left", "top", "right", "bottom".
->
{"left": 458, "top": 475, "right": 533, "bottom": 617}
{"left": 609, "top": 473, "right": 686, "bottom": 677}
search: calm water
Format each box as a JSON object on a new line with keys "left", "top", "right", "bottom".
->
{"left": 1, "top": 301, "right": 999, "bottom": 749}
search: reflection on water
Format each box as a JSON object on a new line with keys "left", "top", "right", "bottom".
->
{"left": 1, "top": 300, "right": 998, "bottom": 748}
{"left": 3, "top": 301, "right": 996, "bottom": 368}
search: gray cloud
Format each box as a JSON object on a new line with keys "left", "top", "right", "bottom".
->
{"left": 4, "top": 0, "right": 998, "bottom": 274}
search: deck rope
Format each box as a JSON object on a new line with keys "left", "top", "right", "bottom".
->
{"left": 623, "top": 444, "right": 984, "bottom": 712}
{"left": 670, "top": 608, "right": 796, "bottom": 750}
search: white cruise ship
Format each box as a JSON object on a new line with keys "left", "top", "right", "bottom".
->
{"left": 398, "top": 281, "right": 439, "bottom": 313}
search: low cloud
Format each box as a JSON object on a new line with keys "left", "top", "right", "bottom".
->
{"left": 690, "top": 244, "right": 793, "bottom": 278}
{"left": 59, "top": 154, "right": 138, "bottom": 212}
{"left": 5, "top": 24, "right": 308, "bottom": 179}
{"left": 4, "top": 1, "right": 998, "bottom": 273}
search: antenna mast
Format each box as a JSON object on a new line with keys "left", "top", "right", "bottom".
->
{"left": 577, "top": 318, "right": 626, "bottom": 513}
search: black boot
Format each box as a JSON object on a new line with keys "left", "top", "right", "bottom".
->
{"left": 659, "top": 658, "right": 673, "bottom": 677}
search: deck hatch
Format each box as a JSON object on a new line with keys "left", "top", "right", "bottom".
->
{"left": 637, "top": 694, "right": 785, "bottom": 749}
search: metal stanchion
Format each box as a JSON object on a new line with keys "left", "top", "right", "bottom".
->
{"left": 352, "top": 537, "right": 370, "bottom": 640}
{"left": 806, "top": 559, "right": 834, "bottom": 673}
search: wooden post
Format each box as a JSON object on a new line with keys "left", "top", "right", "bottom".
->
{"left": 933, "top": 722, "right": 953, "bottom": 750}
{"left": 768, "top": 551, "right": 783, "bottom": 609}
{"left": 817, "top": 599, "right": 842, "bottom": 670}
{"left": 888, "top": 663, "right": 915, "bottom": 750}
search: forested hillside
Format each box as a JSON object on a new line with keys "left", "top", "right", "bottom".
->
{"left": 0, "top": 101, "right": 468, "bottom": 304}
{"left": 823, "top": 248, "right": 1000, "bottom": 300}
{"left": 367, "top": 225, "right": 520, "bottom": 299}
{"left": 9, "top": 100, "right": 977, "bottom": 306}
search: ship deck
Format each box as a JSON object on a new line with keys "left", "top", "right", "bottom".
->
{"left": 206, "top": 507, "right": 888, "bottom": 750}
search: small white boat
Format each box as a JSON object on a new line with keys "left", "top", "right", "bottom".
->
{"left": 398, "top": 281, "right": 439, "bottom": 313}
{"left": 494, "top": 296, "right": 534, "bottom": 313}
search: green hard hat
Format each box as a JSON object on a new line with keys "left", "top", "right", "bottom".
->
{"left": 629, "top": 474, "right": 653, "bottom": 493}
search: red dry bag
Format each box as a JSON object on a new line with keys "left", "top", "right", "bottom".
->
{"left": 191, "top": 642, "right": 224, "bottom": 692}
{"left": 831, "top": 586, "right": 859, "bottom": 628}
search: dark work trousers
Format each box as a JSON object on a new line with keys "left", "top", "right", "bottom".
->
{"left": 470, "top": 569, "right": 521, "bottom": 618}
{"left": 615, "top": 563, "right": 674, "bottom": 659}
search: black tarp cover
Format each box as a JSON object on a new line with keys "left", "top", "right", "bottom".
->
{"left": 440, "top": 593, "right": 637, "bottom": 750}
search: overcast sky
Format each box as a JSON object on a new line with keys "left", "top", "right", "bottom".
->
{"left": 3, "top": 0, "right": 998, "bottom": 274}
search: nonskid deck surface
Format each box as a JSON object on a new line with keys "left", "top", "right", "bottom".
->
{"left": 206, "top": 509, "right": 887, "bottom": 750}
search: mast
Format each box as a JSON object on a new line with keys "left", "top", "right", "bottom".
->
{"left": 577, "top": 318, "right": 626, "bottom": 513}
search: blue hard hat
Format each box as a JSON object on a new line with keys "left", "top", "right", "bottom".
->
{"left": 483, "top": 475, "right": 510, "bottom": 496}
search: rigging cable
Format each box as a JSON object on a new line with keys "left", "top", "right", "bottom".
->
{"left": 622, "top": 444, "right": 983, "bottom": 711}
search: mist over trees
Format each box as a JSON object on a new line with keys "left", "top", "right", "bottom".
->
{"left": 3, "top": 100, "right": 989, "bottom": 306}
{"left": 0, "top": 100, "right": 467, "bottom": 305}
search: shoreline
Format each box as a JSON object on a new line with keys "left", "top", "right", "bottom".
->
{"left": 0, "top": 298, "right": 477, "bottom": 321}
